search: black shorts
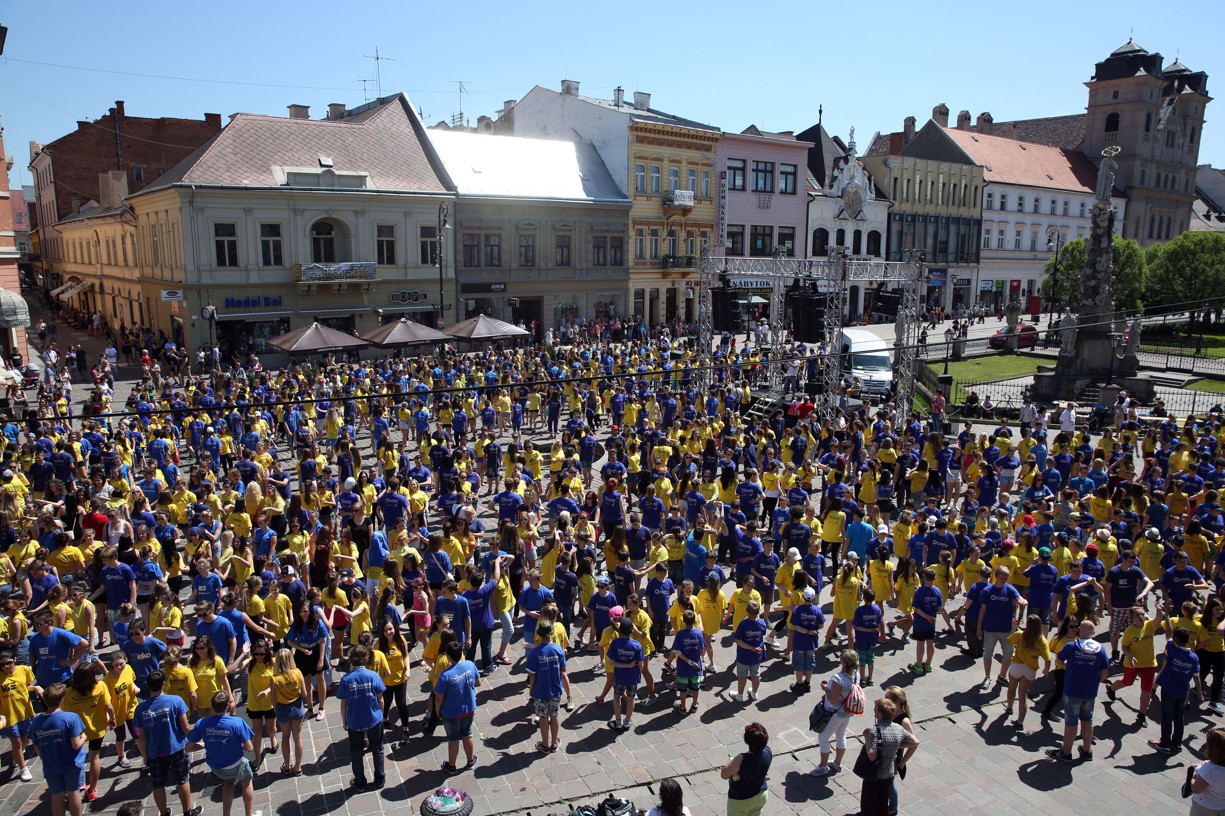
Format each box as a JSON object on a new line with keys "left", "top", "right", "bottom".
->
{"left": 913, "top": 629, "right": 935, "bottom": 642}
{"left": 877, "top": 500, "right": 895, "bottom": 515}
{"left": 247, "top": 708, "right": 276, "bottom": 720}
{"left": 149, "top": 749, "right": 190, "bottom": 788}
{"left": 136, "top": 593, "right": 153, "bottom": 606}
{"left": 88, "top": 737, "right": 104, "bottom": 752}
{"left": 294, "top": 645, "right": 323, "bottom": 676}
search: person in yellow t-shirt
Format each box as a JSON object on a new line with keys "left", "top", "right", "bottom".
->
{"left": 63, "top": 665, "right": 115, "bottom": 799}
{"left": 1107, "top": 606, "right": 1158, "bottom": 721}
{"left": 377, "top": 619, "right": 411, "bottom": 734}
{"left": 243, "top": 642, "right": 278, "bottom": 767}
{"left": 161, "top": 644, "right": 198, "bottom": 710}
{"left": 1198, "top": 600, "right": 1225, "bottom": 712}
{"left": 269, "top": 648, "right": 307, "bottom": 774}
{"left": 0, "top": 653, "right": 37, "bottom": 779}
{"left": 1004, "top": 615, "right": 1051, "bottom": 727}
{"left": 104, "top": 652, "right": 137, "bottom": 769}
{"left": 728, "top": 575, "right": 762, "bottom": 631}
{"left": 188, "top": 638, "right": 232, "bottom": 719}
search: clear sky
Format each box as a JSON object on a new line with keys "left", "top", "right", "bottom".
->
{"left": 2, "top": 0, "right": 1221, "bottom": 192}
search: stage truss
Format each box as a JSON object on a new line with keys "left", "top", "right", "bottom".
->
{"left": 696, "top": 245, "right": 927, "bottom": 415}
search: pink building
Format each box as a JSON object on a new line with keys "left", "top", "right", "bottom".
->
{"left": 714, "top": 126, "right": 812, "bottom": 259}
{"left": 0, "top": 127, "right": 30, "bottom": 365}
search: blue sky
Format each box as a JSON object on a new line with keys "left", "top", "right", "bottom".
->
{"left": 2, "top": 0, "right": 1221, "bottom": 192}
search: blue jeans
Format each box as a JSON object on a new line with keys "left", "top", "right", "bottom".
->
{"left": 1161, "top": 690, "right": 1187, "bottom": 748}
{"left": 466, "top": 628, "right": 493, "bottom": 672}
{"left": 348, "top": 723, "right": 385, "bottom": 784}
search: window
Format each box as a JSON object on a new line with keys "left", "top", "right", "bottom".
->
{"left": 310, "top": 221, "right": 336, "bottom": 263}
{"left": 1032, "top": 198, "right": 1040, "bottom": 214}
{"left": 1014, "top": 229, "right": 1022, "bottom": 250}
{"left": 1079, "top": 201, "right": 1086, "bottom": 217}
{"left": 635, "top": 229, "right": 645, "bottom": 260}
{"left": 1030, "top": 231, "right": 1038, "bottom": 251}
{"left": 1017, "top": 195, "right": 1025, "bottom": 213}
{"left": 483, "top": 234, "right": 501, "bottom": 267}
{"left": 727, "top": 159, "right": 745, "bottom": 191}
{"left": 727, "top": 225, "right": 745, "bottom": 256}
{"left": 132, "top": 165, "right": 145, "bottom": 182}
{"left": 777, "top": 227, "right": 796, "bottom": 256}
{"left": 554, "top": 234, "right": 571, "bottom": 266}
{"left": 1148, "top": 215, "right": 1156, "bottom": 239}
{"left": 260, "top": 223, "right": 283, "bottom": 267}
{"left": 986, "top": 192, "right": 994, "bottom": 210}
{"left": 779, "top": 164, "right": 797, "bottom": 195}
{"left": 669, "top": 167, "right": 679, "bottom": 191}
{"left": 749, "top": 225, "right": 773, "bottom": 256}
{"left": 1111, "top": 90, "right": 1119, "bottom": 100}
{"left": 592, "top": 236, "right": 607, "bottom": 266}
{"left": 996, "top": 229, "right": 1005, "bottom": 250}
{"left": 687, "top": 168, "right": 697, "bottom": 193}
{"left": 701, "top": 170, "right": 711, "bottom": 198}
{"left": 982, "top": 228, "right": 991, "bottom": 249}
{"left": 518, "top": 234, "right": 535, "bottom": 266}
{"left": 650, "top": 165, "right": 662, "bottom": 194}
{"left": 687, "top": 233, "right": 697, "bottom": 255}
{"left": 649, "top": 229, "right": 660, "bottom": 260}
{"left": 999, "top": 194, "right": 1007, "bottom": 211}
{"left": 751, "top": 161, "right": 774, "bottom": 193}
{"left": 1050, "top": 198, "right": 1057, "bottom": 215}
{"left": 462, "top": 233, "right": 481, "bottom": 267}
{"left": 665, "top": 227, "right": 678, "bottom": 257}
{"left": 1145, "top": 113, "right": 1152, "bottom": 133}
{"left": 609, "top": 236, "right": 623, "bottom": 265}
{"left": 1190, "top": 127, "right": 1197, "bottom": 145}
{"left": 812, "top": 228, "right": 829, "bottom": 256}
{"left": 376, "top": 225, "right": 396, "bottom": 265}
{"left": 121, "top": 234, "right": 129, "bottom": 266}
{"left": 635, "top": 163, "right": 646, "bottom": 193}
{"left": 213, "top": 222, "right": 238, "bottom": 267}
{"left": 1105, "top": 112, "right": 1120, "bottom": 132}
{"left": 903, "top": 179, "right": 911, "bottom": 202}
{"left": 1062, "top": 200, "right": 1069, "bottom": 216}
{"left": 419, "top": 225, "right": 439, "bottom": 264}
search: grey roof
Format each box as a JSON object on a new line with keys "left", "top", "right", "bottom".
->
{"left": 426, "top": 130, "right": 628, "bottom": 203}
{"left": 1165, "top": 59, "right": 1191, "bottom": 75}
{"left": 794, "top": 122, "right": 848, "bottom": 188}
{"left": 1111, "top": 38, "right": 1148, "bottom": 56}
{"left": 56, "top": 204, "right": 126, "bottom": 225}
{"left": 135, "top": 94, "right": 448, "bottom": 196}
{"left": 560, "top": 89, "right": 720, "bottom": 133}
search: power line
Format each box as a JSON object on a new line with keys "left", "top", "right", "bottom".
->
{"left": 3, "top": 56, "right": 361, "bottom": 92}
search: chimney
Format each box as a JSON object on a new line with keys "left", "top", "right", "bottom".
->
{"left": 932, "top": 103, "right": 949, "bottom": 128}
{"left": 956, "top": 110, "right": 972, "bottom": 130}
{"left": 976, "top": 112, "right": 994, "bottom": 135}
{"left": 287, "top": 104, "right": 310, "bottom": 120}
{"left": 114, "top": 100, "right": 125, "bottom": 123}
{"left": 499, "top": 99, "right": 516, "bottom": 118}
{"left": 561, "top": 79, "right": 580, "bottom": 96}
{"left": 204, "top": 113, "right": 222, "bottom": 128}
{"left": 633, "top": 91, "right": 651, "bottom": 110}
{"left": 613, "top": 86, "right": 624, "bottom": 107}
{"left": 327, "top": 103, "right": 347, "bottom": 120}
{"left": 903, "top": 116, "right": 916, "bottom": 145}
{"left": 98, "top": 170, "right": 128, "bottom": 209}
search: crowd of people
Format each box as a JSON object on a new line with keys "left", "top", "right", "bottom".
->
{"left": 3, "top": 316, "right": 1225, "bottom": 816}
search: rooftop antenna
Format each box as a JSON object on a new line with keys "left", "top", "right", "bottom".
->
{"left": 449, "top": 80, "right": 469, "bottom": 127}
{"left": 363, "top": 47, "right": 396, "bottom": 98}
{"left": 358, "top": 78, "right": 376, "bottom": 102}
{"left": 818, "top": 104, "right": 823, "bottom": 126}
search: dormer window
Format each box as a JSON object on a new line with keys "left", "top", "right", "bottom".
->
{"left": 275, "top": 165, "right": 370, "bottom": 189}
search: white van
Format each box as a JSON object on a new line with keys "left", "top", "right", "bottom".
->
{"left": 839, "top": 328, "right": 894, "bottom": 397}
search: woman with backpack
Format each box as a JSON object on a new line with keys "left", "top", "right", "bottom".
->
{"left": 809, "top": 649, "right": 864, "bottom": 776}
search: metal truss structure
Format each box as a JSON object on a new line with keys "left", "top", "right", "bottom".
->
{"left": 696, "top": 245, "right": 927, "bottom": 414}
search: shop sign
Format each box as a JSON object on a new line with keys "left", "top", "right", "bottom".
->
{"left": 390, "top": 290, "right": 429, "bottom": 304}
{"left": 718, "top": 170, "right": 728, "bottom": 247}
{"left": 460, "top": 282, "right": 508, "bottom": 294}
{"left": 161, "top": 288, "right": 184, "bottom": 301}
{"left": 223, "top": 295, "right": 284, "bottom": 309}
{"left": 980, "top": 281, "right": 993, "bottom": 291}
{"left": 1009, "top": 279, "right": 1022, "bottom": 292}
{"left": 928, "top": 268, "right": 947, "bottom": 287}
{"left": 726, "top": 277, "right": 772, "bottom": 290}
{"left": 952, "top": 276, "right": 971, "bottom": 287}
{"left": 993, "top": 280, "right": 1005, "bottom": 292}
{"left": 295, "top": 262, "right": 377, "bottom": 283}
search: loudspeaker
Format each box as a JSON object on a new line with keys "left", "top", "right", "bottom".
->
{"left": 789, "top": 293, "right": 824, "bottom": 343}
{"left": 712, "top": 289, "right": 741, "bottom": 333}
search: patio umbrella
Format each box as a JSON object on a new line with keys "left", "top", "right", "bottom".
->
{"left": 266, "top": 322, "right": 369, "bottom": 355}
{"left": 359, "top": 318, "right": 452, "bottom": 348}
{"left": 444, "top": 314, "right": 530, "bottom": 341}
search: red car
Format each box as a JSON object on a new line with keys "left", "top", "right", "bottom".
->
{"left": 988, "top": 324, "right": 1038, "bottom": 349}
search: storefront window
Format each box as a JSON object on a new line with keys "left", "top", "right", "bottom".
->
{"left": 314, "top": 315, "right": 356, "bottom": 334}
{"left": 217, "top": 317, "right": 290, "bottom": 357}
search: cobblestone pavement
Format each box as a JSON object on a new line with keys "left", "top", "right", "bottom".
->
{"left": 0, "top": 307, "right": 1204, "bottom": 816}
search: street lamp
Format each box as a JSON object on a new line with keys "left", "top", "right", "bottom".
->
{"left": 943, "top": 326, "right": 953, "bottom": 374}
{"left": 1045, "top": 225, "right": 1063, "bottom": 331}
{"left": 437, "top": 202, "right": 450, "bottom": 328}
{"left": 1106, "top": 329, "right": 1124, "bottom": 386}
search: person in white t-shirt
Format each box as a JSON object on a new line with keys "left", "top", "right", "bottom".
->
{"left": 1191, "top": 728, "right": 1225, "bottom": 816}
{"left": 1059, "top": 402, "right": 1077, "bottom": 434}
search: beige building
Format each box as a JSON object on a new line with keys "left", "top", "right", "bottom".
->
{"left": 124, "top": 95, "right": 453, "bottom": 358}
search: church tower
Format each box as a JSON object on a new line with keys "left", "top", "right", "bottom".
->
{"left": 1081, "top": 39, "right": 1210, "bottom": 246}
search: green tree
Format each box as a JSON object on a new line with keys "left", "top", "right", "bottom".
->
{"left": 1144, "top": 231, "right": 1225, "bottom": 317}
{"left": 1041, "top": 236, "right": 1147, "bottom": 315}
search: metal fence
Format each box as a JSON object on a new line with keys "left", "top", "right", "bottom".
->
{"left": 1136, "top": 343, "right": 1225, "bottom": 377}
{"left": 1150, "top": 388, "right": 1225, "bottom": 417}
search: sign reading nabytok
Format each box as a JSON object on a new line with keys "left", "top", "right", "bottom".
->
{"left": 726, "top": 277, "right": 773, "bottom": 290}
{"left": 296, "top": 262, "right": 377, "bottom": 282}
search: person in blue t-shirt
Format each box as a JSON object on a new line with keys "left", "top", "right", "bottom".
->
{"left": 517, "top": 571, "right": 555, "bottom": 650}
{"left": 788, "top": 588, "right": 826, "bottom": 691}
{"left": 434, "top": 641, "right": 481, "bottom": 772}
{"left": 643, "top": 565, "right": 675, "bottom": 652}
{"left": 187, "top": 691, "right": 256, "bottom": 816}
{"left": 910, "top": 569, "right": 944, "bottom": 675}
{"left": 526, "top": 624, "right": 569, "bottom": 752}
{"left": 852, "top": 588, "right": 886, "bottom": 686}
{"left": 670, "top": 610, "right": 707, "bottom": 714}
{"left": 29, "top": 683, "right": 87, "bottom": 816}
{"left": 976, "top": 567, "right": 1026, "bottom": 689}
{"left": 121, "top": 621, "right": 167, "bottom": 693}
{"left": 731, "top": 601, "right": 768, "bottom": 704}
{"left": 1149, "top": 627, "right": 1203, "bottom": 754}
{"left": 133, "top": 670, "right": 199, "bottom": 816}
{"left": 1046, "top": 620, "right": 1110, "bottom": 763}
{"left": 607, "top": 618, "right": 645, "bottom": 731}
{"left": 28, "top": 613, "right": 87, "bottom": 688}
{"left": 337, "top": 645, "right": 388, "bottom": 789}
{"left": 434, "top": 581, "right": 472, "bottom": 647}
{"left": 1022, "top": 548, "right": 1060, "bottom": 627}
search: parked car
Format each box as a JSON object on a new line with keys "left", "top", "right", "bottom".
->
{"left": 988, "top": 324, "right": 1039, "bottom": 350}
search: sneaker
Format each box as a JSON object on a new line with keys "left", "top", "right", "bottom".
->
{"left": 1211, "top": 702, "right": 1224, "bottom": 716}
{"left": 118, "top": 757, "right": 133, "bottom": 769}
{"left": 84, "top": 788, "right": 99, "bottom": 802}
{"left": 748, "top": 690, "right": 758, "bottom": 701}
{"left": 608, "top": 719, "right": 621, "bottom": 730}
{"left": 828, "top": 761, "right": 841, "bottom": 773}
{"left": 187, "top": 807, "right": 203, "bottom": 816}
{"left": 618, "top": 720, "right": 632, "bottom": 731}
{"left": 809, "top": 764, "right": 832, "bottom": 777}
{"left": 1137, "top": 714, "right": 1148, "bottom": 726}
{"left": 1105, "top": 684, "right": 1117, "bottom": 702}
{"left": 789, "top": 682, "right": 806, "bottom": 693}
{"left": 909, "top": 663, "right": 927, "bottom": 675}
{"left": 902, "top": 636, "right": 911, "bottom": 645}
{"left": 923, "top": 663, "right": 933, "bottom": 673}
{"left": 1045, "top": 748, "right": 1074, "bottom": 763}
{"left": 861, "top": 678, "right": 874, "bottom": 687}
{"left": 19, "top": 767, "right": 32, "bottom": 782}
{"left": 495, "top": 655, "right": 512, "bottom": 665}
{"left": 730, "top": 692, "right": 746, "bottom": 703}
{"left": 564, "top": 698, "right": 574, "bottom": 712}
{"left": 642, "top": 695, "right": 658, "bottom": 707}
{"left": 1149, "top": 740, "right": 1172, "bottom": 754}
{"left": 981, "top": 677, "right": 993, "bottom": 692}
{"left": 1077, "top": 746, "right": 1093, "bottom": 760}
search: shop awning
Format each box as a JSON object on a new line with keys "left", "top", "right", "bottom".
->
{"left": 309, "top": 307, "right": 371, "bottom": 318}
{"left": 57, "top": 281, "right": 92, "bottom": 300}
{"left": 216, "top": 310, "right": 292, "bottom": 322}
{"left": 0, "top": 288, "right": 31, "bottom": 329}
{"left": 48, "top": 281, "right": 76, "bottom": 298}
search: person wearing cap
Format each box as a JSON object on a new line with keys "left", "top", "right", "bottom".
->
{"left": 788, "top": 586, "right": 824, "bottom": 692}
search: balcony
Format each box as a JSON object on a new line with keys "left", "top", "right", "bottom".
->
{"left": 663, "top": 189, "right": 695, "bottom": 209}
{"left": 295, "top": 261, "right": 377, "bottom": 293}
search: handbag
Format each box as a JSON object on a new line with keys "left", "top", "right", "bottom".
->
{"left": 852, "top": 725, "right": 882, "bottom": 780}
{"left": 809, "top": 702, "right": 836, "bottom": 733}
{"left": 1182, "top": 765, "right": 1196, "bottom": 798}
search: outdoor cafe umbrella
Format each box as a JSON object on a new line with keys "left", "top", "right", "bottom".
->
{"left": 266, "top": 322, "right": 369, "bottom": 355}
{"left": 359, "top": 318, "right": 451, "bottom": 349}
{"left": 443, "top": 313, "right": 530, "bottom": 341}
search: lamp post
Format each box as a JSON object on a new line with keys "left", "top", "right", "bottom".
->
{"left": 1045, "top": 225, "right": 1063, "bottom": 331}
{"left": 943, "top": 326, "right": 953, "bottom": 374}
{"left": 1106, "top": 329, "right": 1124, "bottom": 386}
{"left": 437, "top": 202, "right": 449, "bottom": 327}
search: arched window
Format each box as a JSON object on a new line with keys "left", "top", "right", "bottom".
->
{"left": 866, "top": 230, "right": 882, "bottom": 257}
{"left": 852, "top": 230, "right": 863, "bottom": 255}
{"left": 1104, "top": 112, "right": 1120, "bottom": 133}
{"left": 835, "top": 228, "right": 846, "bottom": 247}
{"left": 812, "top": 228, "right": 829, "bottom": 256}
{"left": 310, "top": 221, "right": 336, "bottom": 263}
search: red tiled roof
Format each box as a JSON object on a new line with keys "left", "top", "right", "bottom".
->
{"left": 865, "top": 131, "right": 905, "bottom": 157}
{"left": 942, "top": 128, "right": 1098, "bottom": 193}
{"left": 988, "top": 114, "right": 1086, "bottom": 151}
